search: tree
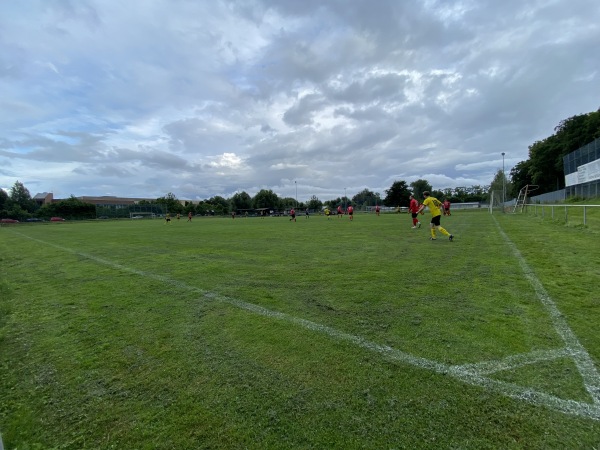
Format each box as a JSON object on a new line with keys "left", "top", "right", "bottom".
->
{"left": 37, "top": 196, "right": 96, "bottom": 220}
{"left": 231, "top": 191, "right": 252, "bottom": 211}
{"left": 526, "top": 110, "right": 600, "bottom": 194}
{"left": 383, "top": 180, "right": 411, "bottom": 207}
{"left": 208, "top": 196, "right": 230, "bottom": 214}
{"left": 156, "top": 192, "right": 183, "bottom": 214}
{"left": 278, "top": 197, "right": 297, "bottom": 209}
{"left": 409, "top": 179, "right": 432, "bottom": 199}
{"left": 509, "top": 160, "right": 533, "bottom": 198}
{"left": 351, "top": 189, "right": 380, "bottom": 207}
{"left": 253, "top": 189, "right": 280, "bottom": 209}
{"left": 488, "top": 170, "right": 512, "bottom": 202}
{"left": 9, "top": 181, "right": 36, "bottom": 213}
{"left": 306, "top": 195, "right": 322, "bottom": 211}
{"left": 0, "top": 189, "right": 9, "bottom": 214}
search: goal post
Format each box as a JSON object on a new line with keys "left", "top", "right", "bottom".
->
{"left": 488, "top": 190, "right": 504, "bottom": 214}
{"left": 129, "top": 211, "right": 157, "bottom": 219}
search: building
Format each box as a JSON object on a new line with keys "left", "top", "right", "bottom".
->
{"left": 563, "top": 137, "right": 600, "bottom": 199}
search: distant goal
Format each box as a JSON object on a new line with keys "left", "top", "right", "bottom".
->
{"left": 129, "top": 212, "right": 157, "bottom": 219}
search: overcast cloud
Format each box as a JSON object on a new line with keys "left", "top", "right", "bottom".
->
{"left": 1, "top": 0, "right": 599, "bottom": 201}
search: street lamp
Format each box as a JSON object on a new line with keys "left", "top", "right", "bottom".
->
{"left": 501, "top": 152, "right": 506, "bottom": 209}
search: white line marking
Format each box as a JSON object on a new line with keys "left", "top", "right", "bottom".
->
{"left": 492, "top": 215, "right": 600, "bottom": 405}
{"left": 10, "top": 231, "right": 600, "bottom": 420}
{"left": 452, "top": 348, "right": 572, "bottom": 375}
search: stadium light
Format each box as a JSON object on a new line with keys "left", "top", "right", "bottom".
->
{"left": 295, "top": 181, "right": 297, "bottom": 207}
{"left": 502, "top": 152, "right": 506, "bottom": 210}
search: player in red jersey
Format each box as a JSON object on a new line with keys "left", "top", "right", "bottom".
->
{"left": 408, "top": 194, "right": 422, "bottom": 229}
{"left": 347, "top": 205, "right": 354, "bottom": 220}
{"left": 443, "top": 199, "right": 451, "bottom": 216}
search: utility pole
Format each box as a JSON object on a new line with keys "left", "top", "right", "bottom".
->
{"left": 502, "top": 152, "right": 506, "bottom": 212}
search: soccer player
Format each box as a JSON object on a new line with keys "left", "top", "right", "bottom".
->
{"left": 289, "top": 207, "right": 296, "bottom": 222}
{"left": 325, "top": 207, "right": 331, "bottom": 219}
{"left": 443, "top": 199, "right": 451, "bottom": 216}
{"left": 305, "top": 208, "right": 310, "bottom": 219}
{"left": 416, "top": 191, "right": 453, "bottom": 241}
{"left": 375, "top": 205, "right": 380, "bottom": 216}
{"left": 337, "top": 205, "right": 343, "bottom": 218}
{"left": 347, "top": 204, "right": 354, "bottom": 220}
{"left": 165, "top": 213, "right": 171, "bottom": 224}
{"left": 408, "top": 194, "right": 421, "bottom": 229}
{"left": 187, "top": 211, "right": 192, "bottom": 222}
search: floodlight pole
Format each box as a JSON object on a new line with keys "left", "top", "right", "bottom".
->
{"left": 344, "top": 187, "right": 347, "bottom": 211}
{"left": 295, "top": 181, "right": 297, "bottom": 207}
{"left": 501, "top": 152, "right": 506, "bottom": 212}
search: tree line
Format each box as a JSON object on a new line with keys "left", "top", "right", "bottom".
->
{"left": 2, "top": 180, "right": 490, "bottom": 221}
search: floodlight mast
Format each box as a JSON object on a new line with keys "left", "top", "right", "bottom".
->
{"left": 502, "top": 152, "right": 506, "bottom": 212}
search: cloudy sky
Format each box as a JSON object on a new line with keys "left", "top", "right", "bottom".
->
{"left": 1, "top": 0, "right": 599, "bottom": 202}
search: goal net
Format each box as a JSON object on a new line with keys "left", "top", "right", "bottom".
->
{"left": 129, "top": 211, "right": 157, "bottom": 219}
{"left": 488, "top": 190, "right": 506, "bottom": 214}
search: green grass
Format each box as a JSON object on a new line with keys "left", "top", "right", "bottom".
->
{"left": 1, "top": 211, "right": 599, "bottom": 449}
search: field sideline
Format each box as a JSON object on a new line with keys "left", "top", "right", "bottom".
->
{"left": 1, "top": 210, "right": 599, "bottom": 448}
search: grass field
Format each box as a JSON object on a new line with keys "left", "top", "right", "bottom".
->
{"left": 1, "top": 210, "right": 599, "bottom": 449}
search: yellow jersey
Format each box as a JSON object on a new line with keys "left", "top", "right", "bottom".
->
{"left": 422, "top": 196, "right": 443, "bottom": 217}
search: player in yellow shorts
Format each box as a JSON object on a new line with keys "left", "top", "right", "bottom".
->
{"left": 416, "top": 191, "right": 454, "bottom": 241}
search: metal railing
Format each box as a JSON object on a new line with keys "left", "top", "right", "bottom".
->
{"left": 524, "top": 203, "right": 600, "bottom": 227}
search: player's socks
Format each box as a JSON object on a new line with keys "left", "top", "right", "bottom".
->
{"left": 438, "top": 226, "right": 450, "bottom": 237}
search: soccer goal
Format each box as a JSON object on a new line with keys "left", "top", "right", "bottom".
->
{"left": 488, "top": 190, "right": 506, "bottom": 214}
{"left": 129, "top": 212, "right": 156, "bottom": 219}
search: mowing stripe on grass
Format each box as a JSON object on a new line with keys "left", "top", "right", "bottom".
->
{"left": 492, "top": 215, "right": 600, "bottom": 405}
{"left": 11, "top": 230, "right": 600, "bottom": 421}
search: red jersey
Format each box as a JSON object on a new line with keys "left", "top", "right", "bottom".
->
{"left": 347, "top": 206, "right": 354, "bottom": 214}
{"left": 409, "top": 198, "right": 419, "bottom": 213}
{"left": 443, "top": 200, "right": 451, "bottom": 209}
{"left": 337, "top": 206, "right": 343, "bottom": 214}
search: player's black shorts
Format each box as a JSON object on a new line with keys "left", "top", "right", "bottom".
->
{"left": 411, "top": 212, "right": 418, "bottom": 218}
{"left": 431, "top": 215, "right": 441, "bottom": 226}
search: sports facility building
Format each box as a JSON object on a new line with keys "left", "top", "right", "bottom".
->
{"left": 563, "top": 137, "right": 600, "bottom": 198}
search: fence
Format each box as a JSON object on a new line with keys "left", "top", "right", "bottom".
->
{"left": 523, "top": 203, "right": 600, "bottom": 228}
{"left": 530, "top": 189, "right": 566, "bottom": 203}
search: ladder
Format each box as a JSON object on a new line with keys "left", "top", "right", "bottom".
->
{"left": 513, "top": 185, "right": 538, "bottom": 213}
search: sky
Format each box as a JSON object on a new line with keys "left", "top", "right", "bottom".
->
{"left": 1, "top": 0, "right": 599, "bottom": 202}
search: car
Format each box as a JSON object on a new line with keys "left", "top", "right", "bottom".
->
{"left": 131, "top": 215, "right": 144, "bottom": 219}
{"left": 26, "top": 218, "right": 43, "bottom": 222}
{"left": 50, "top": 217, "right": 65, "bottom": 222}
{"left": 0, "top": 218, "right": 19, "bottom": 224}
{"left": 97, "top": 216, "right": 109, "bottom": 220}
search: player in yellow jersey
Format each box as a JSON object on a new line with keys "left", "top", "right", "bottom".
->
{"left": 416, "top": 191, "right": 454, "bottom": 241}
